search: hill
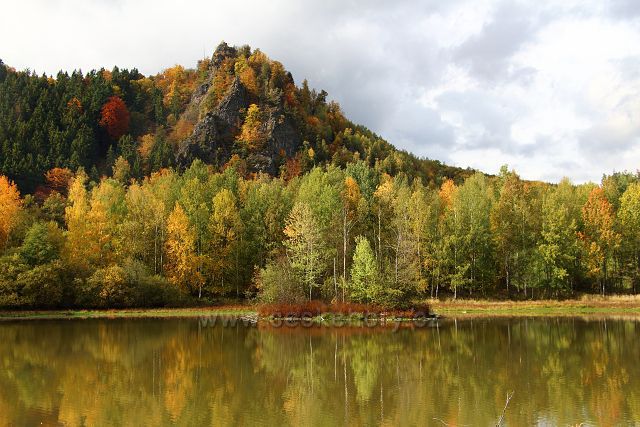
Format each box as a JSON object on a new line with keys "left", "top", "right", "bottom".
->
{"left": 0, "top": 42, "right": 472, "bottom": 194}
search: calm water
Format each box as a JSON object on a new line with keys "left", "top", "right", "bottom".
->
{"left": 1, "top": 317, "right": 639, "bottom": 426}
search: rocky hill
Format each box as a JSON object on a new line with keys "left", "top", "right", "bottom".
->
{"left": 0, "top": 42, "right": 473, "bottom": 192}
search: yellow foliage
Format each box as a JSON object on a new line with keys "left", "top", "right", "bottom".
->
{"left": 165, "top": 203, "right": 203, "bottom": 293}
{"left": 237, "top": 104, "right": 267, "bottom": 151}
{"left": 138, "top": 134, "right": 155, "bottom": 159}
{"left": 438, "top": 179, "right": 457, "bottom": 210}
{"left": 0, "top": 175, "right": 22, "bottom": 251}
{"left": 171, "top": 118, "right": 195, "bottom": 142}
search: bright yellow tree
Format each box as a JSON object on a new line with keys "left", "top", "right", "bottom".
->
{"left": 165, "top": 203, "right": 203, "bottom": 296}
{"left": 65, "top": 172, "right": 116, "bottom": 270}
{"left": 64, "top": 170, "right": 91, "bottom": 270}
{"left": 237, "top": 104, "right": 266, "bottom": 151}
{"left": 0, "top": 175, "right": 22, "bottom": 251}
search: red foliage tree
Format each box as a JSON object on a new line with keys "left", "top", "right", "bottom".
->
{"left": 99, "top": 96, "right": 130, "bottom": 140}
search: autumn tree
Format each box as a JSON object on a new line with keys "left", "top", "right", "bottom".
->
{"left": 44, "top": 168, "right": 73, "bottom": 196}
{"left": 64, "top": 170, "right": 92, "bottom": 271}
{"left": 208, "top": 189, "right": 243, "bottom": 295}
{"left": 454, "top": 173, "right": 494, "bottom": 295}
{"left": 237, "top": 104, "right": 266, "bottom": 151}
{"left": 0, "top": 175, "right": 22, "bottom": 252}
{"left": 438, "top": 179, "right": 464, "bottom": 298}
{"left": 538, "top": 179, "right": 579, "bottom": 295}
{"left": 284, "top": 202, "right": 326, "bottom": 300}
{"left": 619, "top": 183, "right": 640, "bottom": 292}
{"left": 341, "top": 176, "right": 364, "bottom": 280}
{"left": 581, "top": 187, "right": 620, "bottom": 295}
{"left": 112, "top": 156, "right": 131, "bottom": 184}
{"left": 99, "top": 96, "right": 130, "bottom": 140}
{"left": 165, "top": 203, "right": 203, "bottom": 296}
{"left": 490, "top": 167, "right": 536, "bottom": 296}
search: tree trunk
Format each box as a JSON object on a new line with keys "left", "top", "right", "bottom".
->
{"left": 343, "top": 210, "right": 347, "bottom": 280}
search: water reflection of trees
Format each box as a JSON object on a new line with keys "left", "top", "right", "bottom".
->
{"left": 0, "top": 318, "right": 639, "bottom": 425}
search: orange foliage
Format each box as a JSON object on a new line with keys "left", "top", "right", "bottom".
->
{"left": 306, "top": 116, "right": 321, "bottom": 129}
{"left": 45, "top": 167, "right": 73, "bottom": 195}
{"left": 223, "top": 154, "right": 248, "bottom": 177}
{"left": 211, "top": 59, "right": 236, "bottom": 104}
{"left": 99, "top": 96, "right": 130, "bottom": 140}
{"left": 237, "top": 104, "right": 266, "bottom": 150}
{"left": 269, "top": 61, "right": 286, "bottom": 89}
{"left": 138, "top": 134, "right": 155, "bottom": 159}
{"left": 66, "top": 97, "right": 83, "bottom": 115}
{"left": 238, "top": 64, "right": 258, "bottom": 97}
{"left": 0, "top": 175, "right": 22, "bottom": 250}
{"left": 282, "top": 155, "right": 302, "bottom": 181}
{"left": 284, "top": 82, "right": 298, "bottom": 108}
{"left": 171, "top": 118, "right": 195, "bottom": 142}
{"left": 439, "top": 179, "right": 457, "bottom": 209}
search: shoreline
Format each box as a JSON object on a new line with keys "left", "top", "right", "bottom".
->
{"left": 2, "top": 296, "right": 640, "bottom": 320}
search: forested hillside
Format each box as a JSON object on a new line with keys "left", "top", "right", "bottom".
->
{"left": 0, "top": 42, "right": 468, "bottom": 194}
{"left": 1, "top": 43, "right": 639, "bottom": 309}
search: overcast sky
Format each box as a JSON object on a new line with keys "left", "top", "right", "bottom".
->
{"left": 2, "top": 0, "right": 640, "bottom": 183}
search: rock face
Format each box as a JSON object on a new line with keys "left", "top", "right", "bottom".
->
{"left": 215, "top": 78, "right": 247, "bottom": 129}
{"left": 266, "top": 108, "right": 301, "bottom": 159}
{"left": 176, "top": 43, "right": 303, "bottom": 174}
{"left": 176, "top": 77, "right": 249, "bottom": 168}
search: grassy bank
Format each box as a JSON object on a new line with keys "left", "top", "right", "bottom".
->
{"left": 4, "top": 295, "right": 640, "bottom": 321}
{"left": 0, "top": 306, "right": 254, "bottom": 321}
{"left": 430, "top": 295, "right": 640, "bottom": 317}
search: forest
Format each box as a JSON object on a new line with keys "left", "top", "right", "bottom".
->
{"left": 1, "top": 43, "right": 639, "bottom": 309}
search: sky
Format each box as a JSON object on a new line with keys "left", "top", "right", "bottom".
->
{"left": 2, "top": 0, "right": 640, "bottom": 183}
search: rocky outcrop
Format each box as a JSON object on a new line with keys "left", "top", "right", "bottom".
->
{"left": 215, "top": 78, "right": 247, "bottom": 129}
{"left": 265, "top": 108, "right": 301, "bottom": 159}
{"left": 176, "top": 77, "right": 249, "bottom": 168}
{"left": 212, "top": 41, "right": 237, "bottom": 68}
{"left": 176, "top": 43, "right": 303, "bottom": 174}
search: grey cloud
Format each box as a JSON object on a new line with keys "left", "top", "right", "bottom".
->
{"left": 453, "top": 2, "right": 541, "bottom": 82}
{"left": 607, "top": 0, "right": 640, "bottom": 19}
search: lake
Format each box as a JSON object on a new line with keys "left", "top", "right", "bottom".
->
{"left": 0, "top": 316, "right": 639, "bottom": 426}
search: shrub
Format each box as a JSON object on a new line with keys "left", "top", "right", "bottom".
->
{"left": 0, "top": 256, "right": 72, "bottom": 308}
{"left": 78, "top": 259, "right": 185, "bottom": 308}
{"left": 17, "top": 261, "right": 70, "bottom": 308}
{"left": 0, "top": 255, "right": 27, "bottom": 307}
{"left": 256, "top": 257, "right": 306, "bottom": 304}
{"left": 20, "top": 221, "right": 64, "bottom": 266}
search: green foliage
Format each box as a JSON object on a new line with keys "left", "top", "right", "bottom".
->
{"left": 4, "top": 44, "right": 640, "bottom": 309}
{"left": 20, "top": 221, "right": 63, "bottom": 266}
{"left": 256, "top": 257, "right": 305, "bottom": 304}
{"left": 0, "top": 256, "right": 70, "bottom": 308}
{"left": 349, "top": 236, "right": 381, "bottom": 304}
{"left": 284, "top": 202, "right": 328, "bottom": 300}
{"left": 17, "top": 261, "right": 70, "bottom": 308}
{"left": 537, "top": 179, "right": 579, "bottom": 295}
